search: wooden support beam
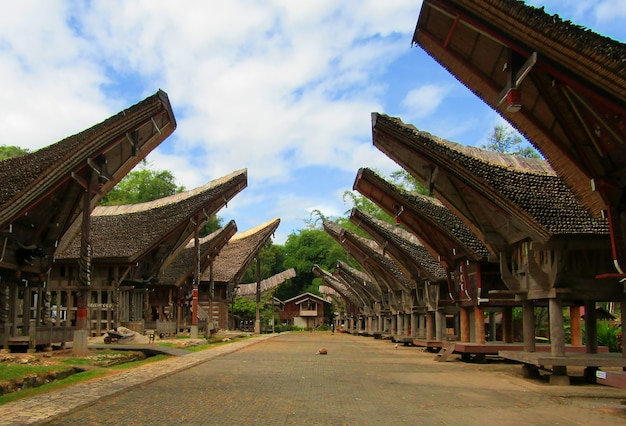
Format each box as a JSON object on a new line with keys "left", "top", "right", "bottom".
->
{"left": 570, "top": 305, "right": 582, "bottom": 346}
{"left": 523, "top": 299, "right": 536, "bottom": 352}
{"left": 474, "top": 305, "right": 485, "bottom": 345}
{"left": 584, "top": 301, "right": 598, "bottom": 354}
{"left": 460, "top": 306, "right": 470, "bottom": 343}
{"left": 549, "top": 298, "right": 566, "bottom": 357}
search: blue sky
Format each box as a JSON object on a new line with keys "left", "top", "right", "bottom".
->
{"left": 1, "top": 1, "right": 625, "bottom": 244}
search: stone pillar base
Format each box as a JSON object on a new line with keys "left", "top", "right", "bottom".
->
{"left": 190, "top": 325, "right": 198, "bottom": 339}
{"left": 72, "top": 329, "right": 89, "bottom": 356}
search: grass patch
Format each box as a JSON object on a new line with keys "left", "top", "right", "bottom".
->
{"left": 1, "top": 364, "right": 66, "bottom": 381}
{"left": 0, "top": 351, "right": 170, "bottom": 405}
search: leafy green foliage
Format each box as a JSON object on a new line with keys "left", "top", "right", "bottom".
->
{"left": 274, "top": 228, "right": 349, "bottom": 300}
{"left": 231, "top": 296, "right": 257, "bottom": 320}
{"left": 100, "top": 164, "right": 185, "bottom": 205}
{"left": 480, "top": 125, "right": 540, "bottom": 158}
{"left": 596, "top": 320, "right": 622, "bottom": 352}
{"left": 0, "top": 145, "right": 29, "bottom": 160}
{"left": 241, "top": 242, "right": 286, "bottom": 283}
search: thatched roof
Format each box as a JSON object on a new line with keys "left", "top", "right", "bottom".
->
{"left": 350, "top": 208, "right": 446, "bottom": 283}
{"left": 372, "top": 113, "right": 609, "bottom": 243}
{"left": 58, "top": 170, "right": 247, "bottom": 264}
{"left": 0, "top": 90, "right": 176, "bottom": 271}
{"left": 313, "top": 265, "right": 364, "bottom": 309}
{"left": 333, "top": 260, "right": 382, "bottom": 304}
{"left": 413, "top": 0, "right": 626, "bottom": 218}
{"left": 158, "top": 220, "right": 238, "bottom": 286}
{"left": 207, "top": 218, "right": 281, "bottom": 284}
{"left": 322, "top": 220, "right": 411, "bottom": 293}
{"left": 354, "top": 168, "right": 492, "bottom": 265}
{"left": 236, "top": 268, "right": 296, "bottom": 296}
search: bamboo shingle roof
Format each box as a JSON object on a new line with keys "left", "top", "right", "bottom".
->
{"left": 414, "top": 0, "right": 626, "bottom": 215}
{"left": 322, "top": 220, "right": 411, "bottom": 293}
{"left": 350, "top": 208, "right": 446, "bottom": 283}
{"left": 207, "top": 218, "right": 280, "bottom": 285}
{"left": 413, "top": 0, "right": 626, "bottom": 266}
{"left": 354, "top": 168, "right": 492, "bottom": 267}
{"left": 236, "top": 268, "right": 296, "bottom": 296}
{"left": 58, "top": 170, "right": 247, "bottom": 265}
{"left": 158, "top": 220, "right": 237, "bottom": 286}
{"left": 334, "top": 260, "right": 382, "bottom": 304}
{"left": 312, "top": 265, "right": 364, "bottom": 309}
{"left": 0, "top": 90, "right": 176, "bottom": 272}
{"left": 372, "top": 113, "right": 609, "bottom": 244}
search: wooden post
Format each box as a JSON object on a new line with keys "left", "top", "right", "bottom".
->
{"left": 503, "top": 306, "right": 513, "bottom": 343}
{"left": 522, "top": 299, "right": 536, "bottom": 352}
{"left": 460, "top": 306, "right": 470, "bottom": 343}
{"left": 426, "top": 311, "right": 434, "bottom": 341}
{"left": 474, "top": 305, "right": 485, "bottom": 344}
{"left": 570, "top": 305, "right": 582, "bottom": 346}
{"left": 549, "top": 298, "right": 566, "bottom": 357}
{"left": 584, "top": 301, "right": 598, "bottom": 354}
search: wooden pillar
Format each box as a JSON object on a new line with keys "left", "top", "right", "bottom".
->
{"left": 584, "top": 301, "right": 598, "bottom": 354}
{"left": 502, "top": 306, "right": 513, "bottom": 343}
{"left": 522, "top": 300, "right": 536, "bottom": 352}
{"left": 460, "top": 307, "right": 470, "bottom": 343}
{"left": 426, "top": 311, "right": 434, "bottom": 340}
{"left": 474, "top": 305, "right": 485, "bottom": 344}
{"left": 570, "top": 305, "right": 582, "bottom": 346}
{"left": 549, "top": 298, "right": 566, "bottom": 357}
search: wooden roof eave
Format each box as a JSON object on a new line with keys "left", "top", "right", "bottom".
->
{"left": 167, "top": 220, "right": 238, "bottom": 287}
{"left": 334, "top": 261, "right": 382, "bottom": 302}
{"left": 340, "top": 231, "right": 412, "bottom": 293}
{"left": 222, "top": 219, "right": 281, "bottom": 293}
{"left": 372, "top": 114, "right": 551, "bottom": 244}
{"left": 146, "top": 176, "right": 247, "bottom": 274}
{"left": 419, "top": 0, "right": 626, "bottom": 101}
{"left": 413, "top": 1, "right": 610, "bottom": 215}
{"left": 349, "top": 209, "right": 445, "bottom": 283}
{"left": 353, "top": 168, "right": 490, "bottom": 265}
{"left": 312, "top": 265, "right": 367, "bottom": 308}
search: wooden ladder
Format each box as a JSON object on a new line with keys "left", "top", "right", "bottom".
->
{"left": 433, "top": 341, "right": 456, "bottom": 362}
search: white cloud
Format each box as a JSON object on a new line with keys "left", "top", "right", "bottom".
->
{"left": 400, "top": 84, "right": 451, "bottom": 121}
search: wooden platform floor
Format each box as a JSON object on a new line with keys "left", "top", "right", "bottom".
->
{"left": 453, "top": 342, "right": 608, "bottom": 355}
{"left": 499, "top": 350, "right": 626, "bottom": 368}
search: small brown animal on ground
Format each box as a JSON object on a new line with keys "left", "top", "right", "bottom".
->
{"left": 317, "top": 348, "right": 328, "bottom": 355}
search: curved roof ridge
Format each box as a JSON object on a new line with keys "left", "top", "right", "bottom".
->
{"left": 93, "top": 169, "right": 247, "bottom": 216}
{"left": 378, "top": 114, "right": 555, "bottom": 175}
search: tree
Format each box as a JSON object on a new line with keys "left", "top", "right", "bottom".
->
{"left": 481, "top": 125, "right": 539, "bottom": 158}
{"left": 241, "top": 241, "right": 286, "bottom": 283}
{"left": 100, "top": 164, "right": 185, "bottom": 205}
{"left": 0, "top": 145, "right": 29, "bottom": 160}
{"left": 275, "top": 228, "right": 350, "bottom": 300}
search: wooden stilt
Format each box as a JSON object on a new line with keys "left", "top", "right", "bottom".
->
{"left": 523, "top": 299, "right": 536, "bottom": 352}
{"left": 549, "top": 298, "right": 566, "bottom": 357}
{"left": 570, "top": 305, "right": 582, "bottom": 346}
{"left": 460, "top": 307, "right": 470, "bottom": 343}
{"left": 503, "top": 306, "right": 513, "bottom": 343}
{"left": 474, "top": 305, "right": 485, "bottom": 344}
{"left": 426, "top": 311, "right": 434, "bottom": 341}
{"left": 584, "top": 301, "right": 598, "bottom": 354}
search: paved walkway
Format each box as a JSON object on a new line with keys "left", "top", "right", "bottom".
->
{"left": 1, "top": 332, "right": 626, "bottom": 425}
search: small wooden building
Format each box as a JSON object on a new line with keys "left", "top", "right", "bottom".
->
{"left": 49, "top": 170, "right": 247, "bottom": 337}
{"left": 279, "top": 292, "right": 329, "bottom": 329}
{"left": 200, "top": 218, "right": 281, "bottom": 330}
